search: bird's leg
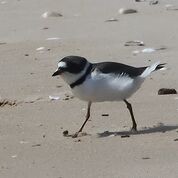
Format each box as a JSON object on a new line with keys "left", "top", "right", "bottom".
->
{"left": 72, "top": 101, "right": 92, "bottom": 138}
{"left": 123, "top": 99, "right": 137, "bottom": 132}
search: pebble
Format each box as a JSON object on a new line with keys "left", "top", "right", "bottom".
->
{"left": 132, "top": 50, "right": 140, "bottom": 55}
{"left": 49, "top": 95, "right": 60, "bottom": 101}
{"left": 142, "top": 157, "right": 150, "bottom": 160}
{"left": 74, "top": 139, "right": 81, "bottom": 142}
{"left": 11, "top": 155, "right": 17, "bottom": 158}
{"left": 105, "top": 18, "right": 118, "bottom": 22}
{"left": 101, "top": 114, "right": 109, "bottom": 116}
{"left": 63, "top": 130, "right": 69, "bottom": 136}
{"left": 125, "top": 40, "right": 144, "bottom": 46}
{"left": 121, "top": 135, "right": 130, "bottom": 138}
{"left": 149, "top": 0, "right": 159, "bottom": 5}
{"left": 119, "top": 8, "right": 137, "bottom": 14}
{"left": 42, "top": 27, "right": 49, "bottom": 30}
{"left": 158, "top": 88, "right": 177, "bottom": 95}
{"left": 32, "top": 144, "right": 41, "bottom": 147}
{"left": 63, "top": 94, "right": 74, "bottom": 100}
{"left": 20, "top": 141, "right": 29, "bottom": 144}
{"left": 42, "top": 11, "right": 63, "bottom": 18}
{"left": 142, "top": 48, "right": 156, "bottom": 53}
{"left": 174, "top": 138, "right": 178, "bottom": 141}
{"left": 46, "top": 37, "right": 61, "bottom": 41}
{"left": 36, "top": 47, "right": 45, "bottom": 51}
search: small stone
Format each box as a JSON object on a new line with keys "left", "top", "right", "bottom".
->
{"left": 121, "top": 135, "right": 130, "bottom": 138}
{"left": 149, "top": 0, "right": 159, "bottom": 5}
{"left": 42, "top": 27, "right": 49, "bottom": 30}
{"left": 174, "top": 138, "right": 178, "bottom": 141}
{"left": 158, "top": 88, "right": 177, "bottom": 95}
{"left": 32, "top": 144, "right": 41, "bottom": 147}
{"left": 119, "top": 8, "right": 137, "bottom": 14}
{"left": 25, "top": 54, "right": 29, "bottom": 56}
{"left": 63, "top": 130, "right": 69, "bottom": 136}
{"left": 42, "top": 11, "right": 63, "bottom": 18}
{"left": 142, "top": 157, "right": 150, "bottom": 160}
{"left": 105, "top": 18, "right": 118, "bottom": 22}
{"left": 36, "top": 47, "right": 45, "bottom": 51}
{"left": 101, "top": 114, "right": 109, "bottom": 116}
{"left": 142, "top": 48, "right": 156, "bottom": 53}
{"left": 49, "top": 95, "right": 60, "bottom": 101}
{"left": 46, "top": 37, "right": 61, "bottom": 41}
{"left": 125, "top": 40, "right": 144, "bottom": 46}
{"left": 11, "top": 155, "right": 17, "bottom": 158}
{"left": 74, "top": 139, "right": 81, "bottom": 142}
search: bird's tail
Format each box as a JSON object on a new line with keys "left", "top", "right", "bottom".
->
{"left": 141, "top": 62, "right": 166, "bottom": 78}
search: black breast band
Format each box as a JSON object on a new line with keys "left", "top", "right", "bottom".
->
{"left": 70, "top": 64, "right": 93, "bottom": 88}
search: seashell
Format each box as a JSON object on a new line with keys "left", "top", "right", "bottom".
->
{"left": 119, "top": 8, "right": 137, "bottom": 14}
{"left": 41, "top": 11, "right": 63, "bottom": 18}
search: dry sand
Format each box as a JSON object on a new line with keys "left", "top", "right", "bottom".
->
{"left": 0, "top": 0, "right": 178, "bottom": 177}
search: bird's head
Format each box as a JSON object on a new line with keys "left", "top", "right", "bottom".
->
{"left": 52, "top": 56, "right": 90, "bottom": 85}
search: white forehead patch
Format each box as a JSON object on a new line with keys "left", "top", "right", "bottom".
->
{"left": 58, "top": 61, "right": 67, "bottom": 68}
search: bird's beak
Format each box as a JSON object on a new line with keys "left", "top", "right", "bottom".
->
{"left": 52, "top": 69, "right": 62, "bottom": 77}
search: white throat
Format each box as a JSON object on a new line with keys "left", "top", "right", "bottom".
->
{"left": 60, "top": 62, "right": 91, "bottom": 85}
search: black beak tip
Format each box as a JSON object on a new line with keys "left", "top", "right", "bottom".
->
{"left": 52, "top": 71, "right": 58, "bottom": 77}
{"left": 52, "top": 70, "right": 61, "bottom": 77}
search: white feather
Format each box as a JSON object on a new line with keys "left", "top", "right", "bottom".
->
{"left": 58, "top": 61, "right": 67, "bottom": 68}
{"left": 72, "top": 69, "right": 144, "bottom": 102}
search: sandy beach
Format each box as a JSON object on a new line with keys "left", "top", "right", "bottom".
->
{"left": 0, "top": 0, "right": 178, "bottom": 177}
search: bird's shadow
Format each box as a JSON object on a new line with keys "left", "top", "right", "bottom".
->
{"left": 97, "top": 123, "right": 178, "bottom": 138}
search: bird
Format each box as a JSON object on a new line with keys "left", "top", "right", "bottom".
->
{"left": 52, "top": 55, "right": 165, "bottom": 138}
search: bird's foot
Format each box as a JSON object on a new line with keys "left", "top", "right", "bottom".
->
{"left": 71, "top": 131, "right": 89, "bottom": 138}
{"left": 71, "top": 132, "right": 80, "bottom": 138}
{"left": 130, "top": 127, "right": 137, "bottom": 133}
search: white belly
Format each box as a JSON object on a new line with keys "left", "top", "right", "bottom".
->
{"left": 72, "top": 72, "right": 144, "bottom": 102}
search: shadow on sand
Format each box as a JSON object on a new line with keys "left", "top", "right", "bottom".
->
{"left": 97, "top": 123, "right": 178, "bottom": 138}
